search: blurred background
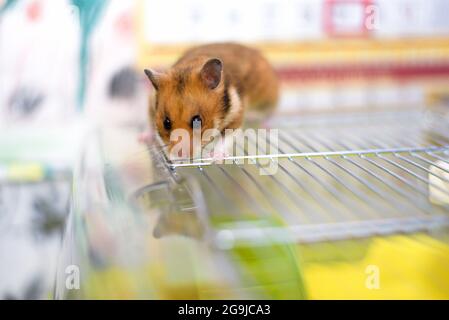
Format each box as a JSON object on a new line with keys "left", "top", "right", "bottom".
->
{"left": 1, "top": 0, "right": 449, "bottom": 299}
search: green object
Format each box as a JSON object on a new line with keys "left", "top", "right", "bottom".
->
{"left": 230, "top": 242, "right": 307, "bottom": 299}
{"left": 0, "top": 0, "right": 17, "bottom": 15}
{"left": 71, "top": 0, "right": 107, "bottom": 110}
{"left": 212, "top": 216, "right": 307, "bottom": 299}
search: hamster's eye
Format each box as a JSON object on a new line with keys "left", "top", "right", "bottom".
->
{"left": 163, "top": 117, "right": 172, "bottom": 131}
{"left": 191, "top": 115, "right": 202, "bottom": 129}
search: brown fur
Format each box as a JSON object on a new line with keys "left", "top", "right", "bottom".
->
{"left": 146, "top": 42, "right": 279, "bottom": 153}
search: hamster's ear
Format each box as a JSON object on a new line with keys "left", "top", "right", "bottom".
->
{"left": 200, "top": 58, "right": 222, "bottom": 90}
{"left": 144, "top": 69, "right": 162, "bottom": 90}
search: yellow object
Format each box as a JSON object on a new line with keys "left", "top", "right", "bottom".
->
{"left": 8, "top": 163, "right": 45, "bottom": 182}
{"left": 429, "top": 161, "right": 449, "bottom": 206}
{"left": 301, "top": 234, "right": 449, "bottom": 299}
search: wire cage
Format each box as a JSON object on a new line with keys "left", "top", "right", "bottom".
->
{"left": 145, "top": 107, "right": 449, "bottom": 247}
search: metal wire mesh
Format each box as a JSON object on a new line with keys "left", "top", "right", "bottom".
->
{"left": 157, "top": 108, "right": 449, "bottom": 244}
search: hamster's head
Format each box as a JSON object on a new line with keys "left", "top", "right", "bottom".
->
{"left": 145, "top": 58, "right": 236, "bottom": 159}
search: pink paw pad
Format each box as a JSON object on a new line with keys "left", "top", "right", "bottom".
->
{"left": 138, "top": 130, "right": 154, "bottom": 144}
{"left": 208, "top": 150, "right": 229, "bottom": 162}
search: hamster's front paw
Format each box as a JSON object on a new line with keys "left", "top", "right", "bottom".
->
{"left": 208, "top": 149, "right": 230, "bottom": 163}
{"left": 138, "top": 130, "right": 154, "bottom": 144}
